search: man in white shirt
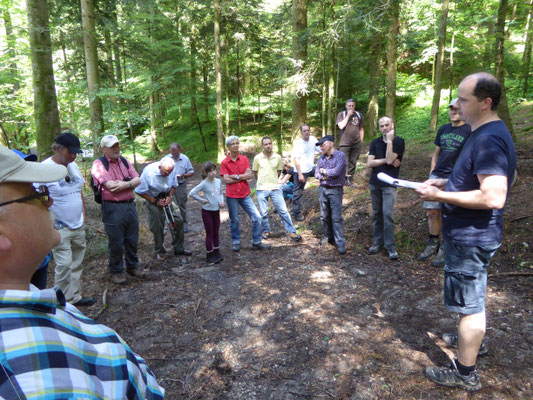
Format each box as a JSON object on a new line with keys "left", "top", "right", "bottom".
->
{"left": 291, "top": 124, "right": 319, "bottom": 221}
{"left": 39, "top": 132, "right": 94, "bottom": 307}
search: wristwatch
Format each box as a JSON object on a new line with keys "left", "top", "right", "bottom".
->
{"left": 236, "top": 174, "right": 240, "bottom": 180}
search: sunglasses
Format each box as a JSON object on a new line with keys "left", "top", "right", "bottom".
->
{"left": 0, "top": 185, "right": 50, "bottom": 208}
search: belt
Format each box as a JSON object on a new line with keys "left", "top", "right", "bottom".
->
{"left": 321, "top": 185, "right": 342, "bottom": 189}
{"left": 103, "top": 199, "right": 134, "bottom": 204}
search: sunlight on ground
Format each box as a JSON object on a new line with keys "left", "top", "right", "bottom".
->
{"left": 310, "top": 269, "right": 333, "bottom": 283}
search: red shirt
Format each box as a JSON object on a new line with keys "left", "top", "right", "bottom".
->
{"left": 220, "top": 154, "right": 251, "bottom": 198}
{"left": 91, "top": 156, "right": 139, "bottom": 201}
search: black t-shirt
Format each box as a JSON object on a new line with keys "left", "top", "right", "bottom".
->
{"left": 442, "top": 120, "right": 516, "bottom": 246}
{"left": 368, "top": 136, "right": 405, "bottom": 187}
{"left": 284, "top": 167, "right": 295, "bottom": 184}
{"left": 432, "top": 123, "right": 471, "bottom": 178}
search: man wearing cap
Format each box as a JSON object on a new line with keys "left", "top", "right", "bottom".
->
{"left": 337, "top": 99, "right": 365, "bottom": 186}
{"left": 91, "top": 135, "right": 142, "bottom": 284}
{"left": 315, "top": 135, "right": 348, "bottom": 254}
{"left": 135, "top": 157, "right": 192, "bottom": 262}
{"left": 166, "top": 142, "right": 194, "bottom": 232}
{"left": 367, "top": 116, "right": 405, "bottom": 260}
{"left": 38, "top": 132, "right": 94, "bottom": 307}
{"left": 291, "top": 124, "right": 319, "bottom": 221}
{"left": 252, "top": 136, "right": 301, "bottom": 242}
{"left": 418, "top": 99, "right": 471, "bottom": 266}
{"left": 416, "top": 73, "right": 516, "bottom": 392}
{"left": 0, "top": 144, "right": 164, "bottom": 398}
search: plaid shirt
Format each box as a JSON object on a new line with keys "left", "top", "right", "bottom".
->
{"left": 0, "top": 287, "right": 164, "bottom": 399}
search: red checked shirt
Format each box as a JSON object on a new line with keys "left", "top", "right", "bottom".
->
{"left": 91, "top": 156, "right": 139, "bottom": 201}
{"left": 220, "top": 154, "right": 251, "bottom": 198}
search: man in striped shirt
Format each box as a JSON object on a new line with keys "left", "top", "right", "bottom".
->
{"left": 0, "top": 144, "right": 164, "bottom": 399}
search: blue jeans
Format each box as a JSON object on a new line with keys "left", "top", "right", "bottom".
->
{"left": 256, "top": 189, "right": 296, "bottom": 234}
{"left": 318, "top": 186, "right": 345, "bottom": 247}
{"left": 226, "top": 195, "right": 263, "bottom": 245}
{"left": 369, "top": 184, "right": 397, "bottom": 251}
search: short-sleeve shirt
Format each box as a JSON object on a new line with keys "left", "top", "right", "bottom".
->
{"left": 337, "top": 110, "right": 365, "bottom": 147}
{"left": 442, "top": 120, "right": 516, "bottom": 246}
{"left": 368, "top": 135, "right": 405, "bottom": 187}
{"left": 432, "top": 123, "right": 471, "bottom": 178}
{"left": 252, "top": 153, "right": 282, "bottom": 190}
{"left": 220, "top": 154, "right": 251, "bottom": 198}
{"left": 91, "top": 156, "right": 139, "bottom": 202}
{"left": 135, "top": 162, "right": 177, "bottom": 198}
{"left": 291, "top": 136, "right": 319, "bottom": 174}
{"left": 38, "top": 158, "right": 85, "bottom": 229}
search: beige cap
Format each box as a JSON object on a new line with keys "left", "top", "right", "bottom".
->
{"left": 100, "top": 135, "right": 119, "bottom": 148}
{"left": 0, "top": 144, "right": 67, "bottom": 183}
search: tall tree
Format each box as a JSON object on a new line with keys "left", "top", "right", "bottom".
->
{"left": 80, "top": 0, "right": 104, "bottom": 144}
{"left": 214, "top": 0, "right": 224, "bottom": 162}
{"left": 385, "top": 0, "right": 399, "bottom": 121}
{"left": 494, "top": 0, "right": 514, "bottom": 137}
{"left": 429, "top": 0, "right": 450, "bottom": 131}
{"left": 366, "top": 33, "right": 382, "bottom": 139}
{"left": 3, "top": 6, "right": 20, "bottom": 92}
{"left": 26, "top": 0, "right": 61, "bottom": 159}
{"left": 521, "top": 0, "right": 533, "bottom": 98}
{"left": 291, "top": 0, "right": 307, "bottom": 140}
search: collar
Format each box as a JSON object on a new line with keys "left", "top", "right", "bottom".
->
{"left": 0, "top": 287, "right": 66, "bottom": 314}
{"left": 227, "top": 153, "right": 241, "bottom": 162}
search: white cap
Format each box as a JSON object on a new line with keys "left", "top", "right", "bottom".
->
{"left": 0, "top": 144, "right": 67, "bottom": 183}
{"left": 100, "top": 135, "right": 119, "bottom": 148}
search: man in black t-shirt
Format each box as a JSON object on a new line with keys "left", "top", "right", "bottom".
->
{"left": 416, "top": 72, "right": 516, "bottom": 392}
{"left": 367, "top": 116, "right": 405, "bottom": 260}
{"left": 418, "top": 99, "right": 471, "bottom": 266}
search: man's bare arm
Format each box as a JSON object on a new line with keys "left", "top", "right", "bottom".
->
{"left": 430, "top": 146, "right": 441, "bottom": 173}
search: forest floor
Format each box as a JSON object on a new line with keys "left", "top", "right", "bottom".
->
{"left": 73, "top": 107, "right": 533, "bottom": 399}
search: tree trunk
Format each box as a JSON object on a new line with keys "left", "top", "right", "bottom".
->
{"left": 202, "top": 56, "right": 209, "bottom": 122}
{"left": 449, "top": 27, "right": 456, "bottom": 102}
{"left": 385, "top": 0, "right": 400, "bottom": 121}
{"left": 149, "top": 93, "right": 160, "bottom": 152}
{"left": 521, "top": 0, "right": 533, "bottom": 98}
{"left": 326, "top": 44, "right": 335, "bottom": 137}
{"left": 483, "top": 19, "right": 495, "bottom": 69}
{"left": 80, "top": 0, "right": 104, "bottom": 145}
{"left": 224, "top": 35, "right": 230, "bottom": 136}
{"left": 214, "top": 0, "right": 225, "bottom": 162}
{"left": 366, "top": 34, "right": 382, "bottom": 139}
{"left": 291, "top": 0, "right": 308, "bottom": 141}
{"left": 494, "top": 0, "right": 515, "bottom": 138}
{"left": 3, "top": 9, "right": 20, "bottom": 92}
{"left": 103, "top": 29, "right": 117, "bottom": 104}
{"left": 189, "top": 24, "right": 198, "bottom": 126}
{"left": 26, "top": 0, "right": 61, "bottom": 160}
{"left": 429, "top": 0, "right": 449, "bottom": 131}
{"left": 236, "top": 40, "right": 242, "bottom": 132}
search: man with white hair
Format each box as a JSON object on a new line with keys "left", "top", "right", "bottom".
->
{"left": 0, "top": 144, "right": 164, "bottom": 398}
{"left": 220, "top": 135, "right": 270, "bottom": 252}
{"left": 135, "top": 157, "right": 192, "bottom": 262}
{"left": 91, "top": 135, "right": 142, "bottom": 284}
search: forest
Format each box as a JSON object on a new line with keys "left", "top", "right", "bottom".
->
{"left": 0, "top": 0, "right": 531, "bottom": 162}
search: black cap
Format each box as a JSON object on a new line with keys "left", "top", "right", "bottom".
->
{"left": 316, "top": 135, "right": 335, "bottom": 146}
{"left": 55, "top": 132, "right": 82, "bottom": 154}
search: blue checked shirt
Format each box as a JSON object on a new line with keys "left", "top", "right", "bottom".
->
{"left": 0, "top": 287, "right": 164, "bottom": 399}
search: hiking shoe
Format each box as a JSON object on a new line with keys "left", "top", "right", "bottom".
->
{"left": 288, "top": 232, "right": 302, "bottom": 242}
{"left": 337, "top": 245, "right": 347, "bottom": 255}
{"left": 232, "top": 244, "right": 240, "bottom": 252}
{"left": 388, "top": 248, "right": 398, "bottom": 260}
{"left": 424, "top": 360, "right": 482, "bottom": 392}
{"left": 418, "top": 238, "right": 440, "bottom": 261}
{"left": 252, "top": 242, "right": 271, "bottom": 250}
{"left": 111, "top": 271, "right": 127, "bottom": 284}
{"left": 213, "top": 249, "right": 224, "bottom": 264}
{"left": 127, "top": 268, "right": 145, "bottom": 279}
{"left": 73, "top": 297, "right": 96, "bottom": 307}
{"left": 294, "top": 215, "right": 304, "bottom": 222}
{"left": 368, "top": 244, "right": 383, "bottom": 254}
{"left": 442, "top": 333, "right": 488, "bottom": 356}
{"left": 206, "top": 253, "right": 216, "bottom": 265}
{"left": 432, "top": 247, "right": 445, "bottom": 267}
{"left": 262, "top": 232, "right": 270, "bottom": 239}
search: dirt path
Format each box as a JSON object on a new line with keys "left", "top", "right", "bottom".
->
{"left": 75, "top": 145, "right": 533, "bottom": 399}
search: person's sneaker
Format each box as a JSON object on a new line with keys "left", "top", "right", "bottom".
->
{"left": 127, "top": 268, "right": 145, "bottom": 279}
{"left": 111, "top": 271, "right": 127, "bottom": 284}
{"left": 424, "top": 360, "right": 482, "bottom": 392}
{"left": 262, "top": 232, "right": 270, "bottom": 239}
{"left": 73, "top": 297, "right": 96, "bottom": 307}
{"left": 294, "top": 215, "right": 304, "bottom": 222}
{"left": 176, "top": 249, "right": 193, "bottom": 256}
{"left": 213, "top": 249, "right": 224, "bottom": 264}
{"left": 432, "top": 247, "right": 445, "bottom": 267}
{"left": 288, "top": 232, "right": 302, "bottom": 242}
{"left": 388, "top": 248, "right": 398, "bottom": 260}
{"left": 206, "top": 253, "right": 216, "bottom": 265}
{"left": 368, "top": 243, "right": 383, "bottom": 254}
{"left": 337, "top": 245, "right": 347, "bottom": 254}
{"left": 252, "top": 242, "right": 271, "bottom": 250}
{"left": 442, "top": 333, "right": 488, "bottom": 356}
{"left": 418, "top": 238, "right": 440, "bottom": 261}
{"left": 232, "top": 244, "right": 240, "bottom": 252}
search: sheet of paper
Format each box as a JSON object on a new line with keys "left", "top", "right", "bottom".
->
{"left": 377, "top": 172, "right": 422, "bottom": 190}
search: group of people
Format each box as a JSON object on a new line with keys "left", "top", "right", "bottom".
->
{"left": 0, "top": 71, "right": 516, "bottom": 396}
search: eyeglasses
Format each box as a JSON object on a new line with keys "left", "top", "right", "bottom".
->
{"left": 0, "top": 185, "right": 50, "bottom": 208}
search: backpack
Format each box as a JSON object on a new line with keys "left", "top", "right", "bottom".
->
{"left": 91, "top": 156, "right": 130, "bottom": 204}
